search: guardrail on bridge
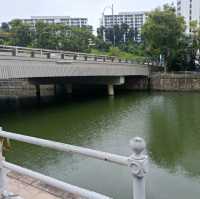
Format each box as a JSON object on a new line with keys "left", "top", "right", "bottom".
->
{"left": 0, "top": 127, "right": 148, "bottom": 199}
{"left": 0, "top": 45, "right": 160, "bottom": 66}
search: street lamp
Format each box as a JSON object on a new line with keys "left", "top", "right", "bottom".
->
{"left": 102, "top": 4, "right": 116, "bottom": 46}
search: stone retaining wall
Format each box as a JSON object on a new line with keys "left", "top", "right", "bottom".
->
{"left": 151, "top": 73, "right": 200, "bottom": 91}
{"left": 0, "top": 79, "right": 54, "bottom": 97}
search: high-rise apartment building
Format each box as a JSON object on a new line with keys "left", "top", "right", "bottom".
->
{"left": 102, "top": 11, "right": 147, "bottom": 42}
{"left": 22, "top": 16, "right": 88, "bottom": 28}
{"left": 177, "top": 0, "right": 200, "bottom": 33}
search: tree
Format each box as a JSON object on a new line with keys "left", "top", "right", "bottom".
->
{"left": 189, "top": 20, "right": 200, "bottom": 65}
{"left": 142, "top": 4, "right": 185, "bottom": 71}
{"left": 1, "top": 22, "right": 9, "bottom": 32}
{"left": 63, "top": 27, "right": 95, "bottom": 52}
{"left": 33, "top": 22, "right": 61, "bottom": 49}
{"left": 97, "top": 24, "right": 139, "bottom": 47}
{"left": 9, "top": 19, "right": 34, "bottom": 46}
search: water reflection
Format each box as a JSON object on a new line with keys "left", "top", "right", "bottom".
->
{"left": 147, "top": 93, "right": 200, "bottom": 177}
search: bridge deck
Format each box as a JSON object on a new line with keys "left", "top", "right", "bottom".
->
{"left": 0, "top": 55, "right": 149, "bottom": 79}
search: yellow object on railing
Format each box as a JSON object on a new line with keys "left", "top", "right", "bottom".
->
{"left": 0, "top": 137, "right": 11, "bottom": 152}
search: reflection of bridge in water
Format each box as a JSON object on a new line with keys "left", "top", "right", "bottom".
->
{"left": 0, "top": 45, "right": 150, "bottom": 97}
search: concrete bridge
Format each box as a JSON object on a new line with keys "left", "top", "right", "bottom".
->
{"left": 0, "top": 45, "right": 150, "bottom": 96}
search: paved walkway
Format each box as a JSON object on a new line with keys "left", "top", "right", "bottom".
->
{"left": 6, "top": 172, "right": 81, "bottom": 199}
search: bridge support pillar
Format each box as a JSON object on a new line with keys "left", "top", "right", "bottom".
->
{"left": 54, "top": 84, "right": 57, "bottom": 96}
{"left": 66, "top": 84, "right": 72, "bottom": 95}
{"left": 36, "top": 85, "right": 40, "bottom": 100}
{"left": 107, "top": 84, "right": 114, "bottom": 96}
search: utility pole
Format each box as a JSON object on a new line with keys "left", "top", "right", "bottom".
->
{"left": 102, "top": 4, "right": 116, "bottom": 46}
{"left": 112, "top": 4, "right": 116, "bottom": 47}
{"left": 102, "top": 12, "right": 106, "bottom": 42}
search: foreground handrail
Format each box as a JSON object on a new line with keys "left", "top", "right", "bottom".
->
{"left": 0, "top": 127, "right": 148, "bottom": 199}
{"left": 0, "top": 130, "right": 128, "bottom": 166}
{"left": 3, "top": 161, "right": 112, "bottom": 199}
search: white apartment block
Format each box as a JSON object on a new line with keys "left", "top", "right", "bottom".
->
{"left": 177, "top": 0, "right": 200, "bottom": 33}
{"left": 22, "top": 16, "right": 88, "bottom": 28}
{"left": 102, "top": 12, "right": 147, "bottom": 42}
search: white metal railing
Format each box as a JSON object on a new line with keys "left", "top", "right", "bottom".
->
{"left": 0, "top": 127, "right": 148, "bottom": 199}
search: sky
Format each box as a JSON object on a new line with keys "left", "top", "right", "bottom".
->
{"left": 0, "top": 0, "right": 173, "bottom": 31}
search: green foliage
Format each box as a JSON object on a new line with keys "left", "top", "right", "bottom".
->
{"left": 108, "top": 47, "right": 121, "bottom": 57}
{"left": 97, "top": 24, "right": 138, "bottom": 46}
{"left": 1, "top": 22, "right": 9, "bottom": 32}
{"left": 142, "top": 4, "right": 185, "bottom": 71}
{"left": 169, "top": 20, "right": 200, "bottom": 71}
{"left": 94, "top": 38, "right": 111, "bottom": 52}
{"left": 96, "top": 22, "right": 147, "bottom": 62}
{"left": 94, "top": 47, "right": 144, "bottom": 62}
{"left": 8, "top": 19, "right": 33, "bottom": 46}
{"left": 189, "top": 20, "right": 200, "bottom": 61}
{"left": 0, "top": 20, "right": 95, "bottom": 53}
{"left": 32, "top": 22, "right": 95, "bottom": 52}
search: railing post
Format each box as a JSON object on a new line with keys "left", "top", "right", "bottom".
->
{"left": 30, "top": 51, "right": 35, "bottom": 58}
{"left": 12, "top": 48, "right": 17, "bottom": 56}
{"left": 73, "top": 54, "right": 77, "bottom": 60}
{"left": 46, "top": 53, "right": 51, "bottom": 59}
{"left": 128, "top": 137, "right": 148, "bottom": 199}
{"left": 61, "top": 53, "right": 65, "bottom": 59}
{"left": 0, "top": 128, "right": 21, "bottom": 199}
{"left": 0, "top": 127, "right": 7, "bottom": 197}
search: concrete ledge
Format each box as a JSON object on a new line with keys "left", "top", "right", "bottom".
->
{"left": 7, "top": 171, "right": 83, "bottom": 199}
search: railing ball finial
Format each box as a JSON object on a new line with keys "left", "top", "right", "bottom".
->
{"left": 129, "top": 137, "right": 146, "bottom": 156}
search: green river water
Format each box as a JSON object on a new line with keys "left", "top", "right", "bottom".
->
{"left": 0, "top": 92, "right": 200, "bottom": 199}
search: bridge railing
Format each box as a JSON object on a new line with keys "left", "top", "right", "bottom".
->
{"left": 0, "top": 127, "right": 148, "bottom": 199}
{"left": 0, "top": 45, "right": 157, "bottom": 66}
{"left": 0, "top": 45, "right": 120, "bottom": 63}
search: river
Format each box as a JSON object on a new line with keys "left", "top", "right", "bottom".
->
{"left": 0, "top": 92, "right": 200, "bottom": 199}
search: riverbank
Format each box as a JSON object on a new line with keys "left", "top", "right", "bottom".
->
{"left": 7, "top": 171, "right": 82, "bottom": 199}
{"left": 150, "top": 72, "right": 200, "bottom": 91}
{"left": 1, "top": 73, "right": 200, "bottom": 98}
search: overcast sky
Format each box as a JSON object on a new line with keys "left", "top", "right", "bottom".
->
{"left": 1, "top": 0, "right": 173, "bottom": 30}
